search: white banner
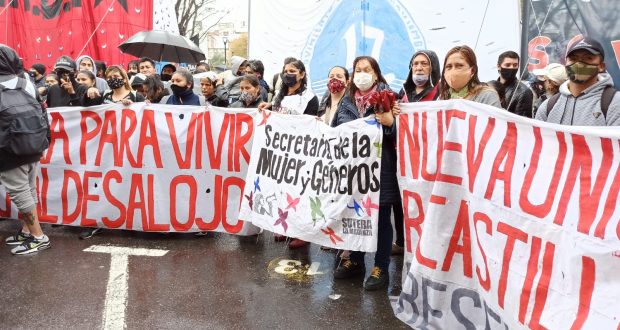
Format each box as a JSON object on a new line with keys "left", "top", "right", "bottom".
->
{"left": 0, "top": 103, "right": 260, "bottom": 235}
{"left": 238, "top": 111, "right": 383, "bottom": 252}
{"left": 392, "top": 100, "right": 620, "bottom": 329}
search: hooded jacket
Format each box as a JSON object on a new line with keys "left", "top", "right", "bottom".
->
{"left": 535, "top": 74, "right": 620, "bottom": 126}
{"left": 76, "top": 55, "right": 109, "bottom": 93}
{"left": 224, "top": 56, "right": 248, "bottom": 101}
{"left": 498, "top": 74, "right": 534, "bottom": 118}
{"left": 399, "top": 50, "right": 441, "bottom": 102}
{"left": 0, "top": 44, "right": 45, "bottom": 171}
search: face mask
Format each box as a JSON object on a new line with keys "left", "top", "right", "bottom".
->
{"left": 282, "top": 73, "right": 298, "bottom": 87}
{"left": 499, "top": 68, "right": 518, "bottom": 81}
{"left": 327, "top": 78, "right": 346, "bottom": 94}
{"left": 161, "top": 73, "right": 172, "bottom": 82}
{"left": 170, "top": 84, "right": 190, "bottom": 96}
{"left": 565, "top": 62, "right": 599, "bottom": 84}
{"left": 412, "top": 74, "right": 429, "bottom": 87}
{"left": 239, "top": 91, "right": 256, "bottom": 104}
{"left": 444, "top": 69, "right": 472, "bottom": 91}
{"left": 107, "top": 77, "right": 125, "bottom": 89}
{"left": 353, "top": 72, "right": 374, "bottom": 92}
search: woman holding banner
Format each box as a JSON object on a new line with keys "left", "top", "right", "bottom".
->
{"left": 332, "top": 56, "right": 398, "bottom": 291}
{"left": 80, "top": 65, "right": 145, "bottom": 107}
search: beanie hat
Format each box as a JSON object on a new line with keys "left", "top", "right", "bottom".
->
{"left": 31, "top": 63, "right": 46, "bottom": 75}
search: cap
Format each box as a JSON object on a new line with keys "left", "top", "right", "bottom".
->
{"left": 542, "top": 63, "right": 568, "bottom": 85}
{"left": 130, "top": 73, "right": 147, "bottom": 87}
{"left": 54, "top": 55, "right": 76, "bottom": 72}
{"left": 566, "top": 37, "right": 605, "bottom": 59}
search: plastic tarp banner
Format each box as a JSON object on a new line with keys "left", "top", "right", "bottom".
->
{"left": 391, "top": 100, "right": 620, "bottom": 329}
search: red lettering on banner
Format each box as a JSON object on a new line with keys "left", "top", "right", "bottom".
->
{"left": 221, "top": 176, "right": 245, "bottom": 233}
{"left": 436, "top": 110, "right": 466, "bottom": 185}
{"left": 403, "top": 190, "right": 437, "bottom": 269}
{"left": 196, "top": 174, "right": 223, "bottom": 231}
{"left": 102, "top": 170, "right": 126, "bottom": 228}
{"left": 570, "top": 256, "right": 596, "bottom": 330}
{"left": 484, "top": 123, "right": 517, "bottom": 208}
{"left": 81, "top": 171, "right": 102, "bottom": 227}
{"left": 147, "top": 174, "right": 167, "bottom": 231}
{"left": 119, "top": 109, "right": 138, "bottom": 167}
{"left": 595, "top": 154, "right": 620, "bottom": 239}
{"left": 421, "top": 112, "right": 444, "bottom": 181}
{"left": 473, "top": 212, "right": 492, "bottom": 291}
{"left": 79, "top": 111, "right": 102, "bottom": 165}
{"left": 166, "top": 113, "right": 197, "bottom": 169}
{"left": 612, "top": 40, "right": 620, "bottom": 67}
{"left": 62, "top": 170, "right": 83, "bottom": 224}
{"left": 496, "top": 222, "right": 528, "bottom": 309}
{"left": 519, "top": 236, "right": 542, "bottom": 324}
{"left": 442, "top": 200, "right": 473, "bottom": 278}
{"left": 529, "top": 241, "right": 556, "bottom": 329}
{"left": 466, "top": 116, "right": 495, "bottom": 192}
{"left": 398, "top": 112, "right": 420, "bottom": 179}
{"left": 520, "top": 129, "right": 567, "bottom": 218}
{"left": 37, "top": 167, "right": 58, "bottom": 223}
{"left": 0, "top": 192, "right": 11, "bottom": 218}
{"left": 233, "top": 113, "right": 253, "bottom": 172}
{"left": 170, "top": 175, "right": 198, "bottom": 232}
{"left": 137, "top": 110, "right": 163, "bottom": 168}
{"left": 194, "top": 112, "right": 204, "bottom": 169}
{"left": 95, "top": 111, "right": 121, "bottom": 167}
{"left": 554, "top": 136, "right": 613, "bottom": 235}
{"left": 227, "top": 113, "right": 236, "bottom": 171}
{"left": 527, "top": 36, "right": 552, "bottom": 72}
{"left": 126, "top": 173, "right": 150, "bottom": 230}
{"left": 41, "top": 112, "right": 71, "bottom": 165}
{"left": 204, "top": 112, "right": 230, "bottom": 170}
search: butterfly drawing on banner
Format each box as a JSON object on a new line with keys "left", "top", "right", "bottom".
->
{"left": 373, "top": 142, "right": 382, "bottom": 158}
{"left": 347, "top": 199, "right": 364, "bottom": 217}
{"left": 254, "top": 177, "right": 261, "bottom": 192}
{"left": 274, "top": 208, "right": 289, "bottom": 232}
{"left": 364, "top": 117, "right": 381, "bottom": 128}
{"left": 362, "top": 196, "right": 379, "bottom": 217}
{"left": 286, "top": 193, "right": 300, "bottom": 212}
{"left": 245, "top": 191, "right": 254, "bottom": 210}
{"left": 258, "top": 110, "right": 271, "bottom": 126}
{"left": 309, "top": 197, "right": 326, "bottom": 226}
{"left": 321, "top": 226, "right": 343, "bottom": 245}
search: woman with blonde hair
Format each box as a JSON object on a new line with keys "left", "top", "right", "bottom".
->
{"left": 81, "top": 65, "right": 144, "bottom": 106}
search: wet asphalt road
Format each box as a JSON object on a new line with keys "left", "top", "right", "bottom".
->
{"left": 0, "top": 219, "right": 408, "bottom": 330}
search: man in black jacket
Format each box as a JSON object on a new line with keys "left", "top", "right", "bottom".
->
{"left": 495, "top": 51, "right": 534, "bottom": 117}
{"left": 0, "top": 44, "right": 51, "bottom": 255}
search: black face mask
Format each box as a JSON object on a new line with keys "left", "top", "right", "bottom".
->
{"left": 161, "top": 73, "right": 172, "bottom": 82}
{"left": 282, "top": 73, "right": 298, "bottom": 87}
{"left": 499, "top": 68, "right": 518, "bottom": 82}
{"left": 170, "top": 84, "right": 192, "bottom": 97}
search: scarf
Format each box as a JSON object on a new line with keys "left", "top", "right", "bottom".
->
{"left": 354, "top": 84, "right": 378, "bottom": 117}
{"left": 449, "top": 86, "right": 469, "bottom": 99}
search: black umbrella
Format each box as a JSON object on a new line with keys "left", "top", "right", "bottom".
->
{"left": 118, "top": 30, "right": 205, "bottom": 63}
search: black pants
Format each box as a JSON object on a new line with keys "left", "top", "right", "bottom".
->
{"left": 350, "top": 203, "right": 394, "bottom": 272}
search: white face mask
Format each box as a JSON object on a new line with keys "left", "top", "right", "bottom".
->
{"left": 353, "top": 72, "right": 374, "bottom": 92}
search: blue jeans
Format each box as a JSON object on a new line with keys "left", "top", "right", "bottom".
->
{"left": 350, "top": 203, "right": 393, "bottom": 272}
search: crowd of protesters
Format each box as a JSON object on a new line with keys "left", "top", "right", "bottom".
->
{"left": 0, "top": 36, "right": 619, "bottom": 292}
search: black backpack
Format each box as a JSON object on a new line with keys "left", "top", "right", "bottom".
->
{"left": 546, "top": 85, "right": 616, "bottom": 119}
{"left": 0, "top": 77, "right": 49, "bottom": 156}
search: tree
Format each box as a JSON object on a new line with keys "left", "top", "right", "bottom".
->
{"left": 229, "top": 33, "right": 248, "bottom": 59}
{"left": 175, "top": 0, "right": 231, "bottom": 43}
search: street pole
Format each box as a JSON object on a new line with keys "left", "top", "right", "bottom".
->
{"left": 223, "top": 37, "right": 229, "bottom": 67}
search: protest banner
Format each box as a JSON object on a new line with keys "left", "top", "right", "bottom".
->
{"left": 392, "top": 100, "right": 620, "bottom": 329}
{"left": 0, "top": 103, "right": 260, "bottom": 235}
{"left": 238, "top": 111, "right": 383, "bottom": 252}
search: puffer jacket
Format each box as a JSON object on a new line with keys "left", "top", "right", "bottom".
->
{"left": 399, "top": 50, "right": 441, "bottom": 102}
{"left": 536, "top": 74, "right": 620, "bottom": 126}
{"left": 502, "top": 77, "right": 534, "bottom": 118}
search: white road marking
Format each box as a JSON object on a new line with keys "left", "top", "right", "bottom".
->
{"left": 84, "top": 245, "right": 169, "bottom": 330}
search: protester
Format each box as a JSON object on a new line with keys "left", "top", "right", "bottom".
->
{"left": 536, "top": 37, "right": 620, "bottom": 125}
{"left": 244, "top": 60, "right": 269, "bottom": 101}
{"left": 494, "top": 51, "right": 533, "bottom": 117}
{"left": 0, "top": 44, "right": 51, "bottom": 254}
{"left": 332, "top": 56, "right": 398, "bottom": 291}
{"left": 72, "top": 70, "right": 101, "bottom": 107}
{"left": 77, "top": 55, "right": 110, "bottom": 93}
{"left": 127, "top": 60, "right": 139, "bottom": 79}
{"left": 29, "top": 63, "right": 46, "bottom": 89}
{"left": 95, "top": 60, "right": 106, "bottom": 79}
{"left": 229, "top": 75, "right": 263, "bottom": 108}
{"left": 531, "top": 63, "right": 567, "bottom": 115}
{"left": 139, "top": 57, "right": 157, "bottom": 76}
{"left": 200, "top": 72, "right": 229, "bottom": 107}
{"left": 319, "top": 65, "right": 350, "bottom": 125}
{"left": 487, "top": 80, "right": 507, "bottom": 108}
{"left": 45, "top": 73, "right": 59, "bottom": 87}
{"left": 223, "top": 55, "right": 248, "bottom": 104}
{"left": 195, "top": 62, "right": 210, "bottom": 73}
{"left": 142, "top": 75, "right": 169, "bottom": 103}
{"left": 79, "top": 65, "right": 144, "bottom": 108}
{"left": 160, "top": 68, "right": 206, "bottom": 105}
{"left": 46, "top": 55, "right": 79, "bottom": 107}
{"left": 129, "top": 73, "right": 147, "bottom": 97}
{"left": 270, "top": 57, "right": 296, "bottom": 101}
{"left": 160, "top": 63, "right": 176, "bottom": 82}
{"left": 439, "top": 45, "right": 502, "bottom": 107}
{"left": 399, "top": 50, "right": 441, "bottom": 102}
{"left": 259, "top": 58, "right": 319, "bottom": 116}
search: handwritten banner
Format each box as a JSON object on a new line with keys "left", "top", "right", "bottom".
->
{"left": 238, "top": 111, "right": 383, "bottom": 252}
{"left": 0, "top": 104, "right": 260, "bottom": 235}
{"left": 392, "top": 100, "right": 620, "bottom": 329}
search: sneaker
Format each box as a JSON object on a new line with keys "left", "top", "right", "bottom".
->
{"left": 364, "top": 266, "right": 389, "bottom": 291}
{"left": 391, "top": 243, "right": 404, "bottom": 255}
{"left": 11, "top": 235, "right": 51, "bottom": 255}
{"left": 79, "top": 228, "right": 102, "bottom": 240}
{"left": 334, "top": 260, "right": 365, "bottom": 279}
{"left": 5, "top": 230, "right": 33, "bottom": 246}
{"left": 288, "top": 238, "right": 308, "bottom": 249}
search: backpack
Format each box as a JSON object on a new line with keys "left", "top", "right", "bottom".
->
{"left": 546, "top": 85, "right": 616, "bottom": 119}
{"left": 0, "top": 77, "right": 50, "bottom": 156}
